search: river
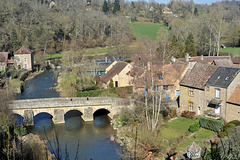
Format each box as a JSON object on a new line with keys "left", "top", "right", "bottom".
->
{"left": 18, "top": 71, "right": 125, "bottom": 160}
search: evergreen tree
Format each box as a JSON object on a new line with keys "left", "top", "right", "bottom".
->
{"left": 102, "top": 0, "right": 109, "bottom": 13}
{"left": 185, "top": 33, "right": 197, "bottom": 57}
{"left": 10, "top": 28, "right": 21, "bottom": 53}
{"left": 113, "top": 0, "right": 120, "bottom": 14}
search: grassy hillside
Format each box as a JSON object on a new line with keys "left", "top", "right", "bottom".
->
{"left": 130, "top": 22, "right": 169, "bottom": 40}
{"left": 220, "top": 47, "right": 240, "bottom": 57}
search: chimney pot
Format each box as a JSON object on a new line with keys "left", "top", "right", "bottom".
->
{"left": 186, "top": 53, "right": 189, "bottom": 62}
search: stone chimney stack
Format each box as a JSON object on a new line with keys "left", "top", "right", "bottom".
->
{"left": 186, "top": 53, "right": 189, "bottom": 62}
{"left": 171, "top": 56, "right": 176, "bottom": 64}
{"left": 105, "top": 57, "right": 108, "bottom": 62}
{"left": 201, "top": 55, "right": 204, "bottom": 60}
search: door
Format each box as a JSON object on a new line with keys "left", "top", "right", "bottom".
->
{"left": 115, "top": 81, "right": 118, "bottom": 87}
{"left": 198, "top": 107, "right": 201, "bottom": 115}
{"left": 215, "top": 105, "right": 220, "bottom": 114}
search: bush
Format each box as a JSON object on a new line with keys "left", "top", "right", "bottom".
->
{"left": 199, "top": 116, "right": 224, "bottom": 132}
{"left": 189, "top": 119, "right": 200, "bottom": 133}
{"left": 182, "top": 111, "right": 196, "bottom": 119}
{"left": 223, "top": 123, "right": 235, "bottom": 134}
{"left": 228, "top": 120, "right": 240, "bottom": 126}
{"left": 168, "top": 108, "right": 177, "bottom": 118}
{"left": 219, "top": 131, "right": 226, "bottom": 138}
{"left": 160, "top": 109, "right": 168, "bottom": 117}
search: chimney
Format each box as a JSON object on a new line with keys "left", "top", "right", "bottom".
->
{"left": 185, "top": 53, "right": 189, "bottom": 62}
{"left": 171, "top": 56, "right": 176, "bottom": 64}
{"left": 105, "top": 57, "right": 108, "bottom": 62}
{"left": 201, "top": 55, "right": 204, "bottom": 60}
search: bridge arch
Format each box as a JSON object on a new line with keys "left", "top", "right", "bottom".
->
{"left": 64, "top": 110, "right": 83, "bottom": 121}
{"left": 34, "top": 112, "right": 53, "bottom": 127}
{"left": 13, "top": 114, "right": 24, "bottom": 126}
{"left": 93, "top": 108, "right": 110, "bottom": 117}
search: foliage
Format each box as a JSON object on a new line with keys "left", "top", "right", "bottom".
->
{"left": 102, "top": 0, "right": 109, "bottom": 13}
{"left": 185, "top": 33, "right": 197, "bottom": 57}
{"left": 188, "top": 119, "right": 200, "bottom": 133}
{"left": 160, "top": 109, "right": 168, "bottom": 117}
{"left": 108, "top": 79, "right": 114, "bottom": 88}
{"left": 182, "top": 111, "right": 196, "bottom": 119}
{"left": 14, "top": 126, "right": 27, "bottom": 136}
{"left": 228, "top": 120, "right": 240, "bottom": 126}
{"left": 113, "top": 0, "right": 120, "bottom": 14}
{"left": 199, "top": 116, "right": 224, "bottom": 132}
{"left": 223, "top": 123, "right": 235, "bottom": 134}
{"left": 130, "top": 22, "right": 169, "bottom": 40}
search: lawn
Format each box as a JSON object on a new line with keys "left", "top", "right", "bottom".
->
{"left": 176, "top": 129, "right": 216, "bottom": 151}
{"left": 130, "top": 22, "right": 169, "bottom": 40}
{"left": 161, "top": 117, "right": 194, "bottom": 139}
{"left": 44, "top": 53, "right": 63, "bottom": 60}
{"left": 220, "top": 47, "right": 240, "bottom": 57}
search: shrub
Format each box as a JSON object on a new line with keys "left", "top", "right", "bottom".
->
{"left": 189, "top": 119, "right": 200, "bottom": 133}
{"left": 228, "top": 120, "right": 240, "bottom": 126}
{"left": 168, "top": 108, "right": 177, "bottom": 118}
{"left": 160, "top": 109, "right": 168, "bottom": 117}
{"left": 199, "top": 116, "right": 224, "bottom": 132}
{"left": 223, "top": 123, "right": 235, "bottom": 134}
{"left": 108, "top": 79, "right": 114, "bottom": 88}
{"left": 182, "top": 111, "right": 196, "bottom": 119}
{"left": 219, "top": 131, "right": 226, "bottom": 138}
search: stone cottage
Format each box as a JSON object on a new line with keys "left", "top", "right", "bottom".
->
{"left": 14, "top": 46, "right": 34, "bottom": 71}
{"left": 179, "top": 63, "right": 218, "bottom": 115}
{"left": 100, "top": 61, "right": 133, "bottom": 88}
{"left": 226, "top": 84, "right": 240, "bottom": 121}
{"left": 205, "top": 67, "right": 240, "bottom": 121}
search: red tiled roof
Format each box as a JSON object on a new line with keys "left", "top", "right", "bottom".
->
{"left": 101, "top": 61, "right": 128, "bottom": 83}
{"left": 0, "top": 52, "right": 8, "bottom": 62}
{"left": 212, "top": 59, "right": 234, "bottom": 67}
{"left": 232, "top": 56, "right": 240, "bottom": 64}
{"left": 15, "top": 46, "right": 32, "bottom": 54}
{"left": 180, "top": 63, "right": 218, "bottom": 89}
{"left": 228, "top": 84, "right": 240, "bottom": 105}
{"left": 176, "top": 56, "right": 231, "bottom": 65}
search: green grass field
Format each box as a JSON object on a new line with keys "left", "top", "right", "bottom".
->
{"left": 44, "top": 53, "right": 63, "bottom": 60}
{"left": 130, "top": 22, "right": 169, "bottom": 40}
{"left": 176, "top": 129, "right": 215, "bottom": 151}
{"left": 220, "top": 47, "right": 240, "bottom": 57}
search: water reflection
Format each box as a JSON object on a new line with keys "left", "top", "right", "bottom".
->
{"left": 29, "top": 115, "right": 121, "bottom": 160}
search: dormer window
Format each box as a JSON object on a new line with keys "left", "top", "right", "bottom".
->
{"left": 225, "top": 77, "right": 229, "bottom": 81}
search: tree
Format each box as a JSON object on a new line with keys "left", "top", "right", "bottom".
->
{"left": 185, "top": 33, "right": 197, "bottom": 57}
{"left": 113, "top": 0, "right": 120, "bottom": 14}
{"left": 102, "top": 0, "right": 109, "bottom": 13}
{"left": 10, "top": 28, "right": 21, "bottom": 53}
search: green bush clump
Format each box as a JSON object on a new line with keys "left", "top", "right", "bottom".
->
{"left": 228, "top": 120, "right": 240, "bottom": 126}
{"left": 223, "top": 123, "right": 235, "bottom": 134}
{"left": 199, "top": 116, "right": 224, "bottom": 132}
{"left": 160, "top": 109, "right": 168, "bottom": 117}
{"left": 14, "top": 126, "right": 27, "bottom": 136}
{"left": 188, "top": 119, "right": 200, "bottom": 133}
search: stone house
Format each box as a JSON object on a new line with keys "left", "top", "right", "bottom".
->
{"left": 0, "top": 52, "right": 9, "bottom": 71}
{"left": 205, "top": 67, "right": 240, "bottom": 121}
{"left": 14, "top": 46, "right": 34, "bottom": 71}
{"left": 232, "top": 56, "right": 240, "bottom": 68}
{"left": 133, "top": 63, "right": 188, "bottom": 101}
{"left": 100, "top": 61, "right": 133, "bottom": 88}
{"left": 226, "top": 84, "right": 240, "bottom": 121}
{"left": 179, "top": 63, "right": 218, "bottom": 115}
{"left": 211, "top": 59, "right": 234, "bottom": 67}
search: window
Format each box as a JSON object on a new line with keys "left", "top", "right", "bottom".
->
{"left": 18, "top": 57, "right": 20, "bottom": 62}
{"left": 189, "top": 102, "right": 193, "bottom": 111}
{"left": 189, "top": 88, "right": 194, "bottom": 96}
{"left": 215, "top": 89, "right": 220, "bottom": 98}
{"left": 115, "top": 81, "right": 118, "bottom": 87}
{"left": 153, "top": 86, "right": 159, "bottom": 91}
{"left": 163, "top": 85, "right": 168, "bottom": 91}
{"left": 24, "top": 58, "right": 27, "bottom": 62}
{"left": 158, "top": 74, "right": 163, "bottom": 80}
{"left": 176, "top": 90, "right": 180, "bottom": 96}
{"left": 166, "top": 94, "right": 170, "bottom": 100}
{"left": 145, "top": 88, "right": 148, "bottom": 95}
{"left": 24, "top": 64, "right": 27, "bottom": 69}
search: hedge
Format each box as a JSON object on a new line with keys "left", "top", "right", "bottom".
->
{"left": 199, "top": 116, "right": 224, "bottom": 132}
{"left": 189, "top": 119, "right": 200, "bottom": 133}
{"left": 228, "top": 120, "right": 240, "bottom": 126}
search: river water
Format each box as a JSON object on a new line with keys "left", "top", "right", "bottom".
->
{"left": 18, "top": 71, "right": 124, "bottom": 160}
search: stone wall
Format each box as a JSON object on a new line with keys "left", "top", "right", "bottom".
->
{"left": 226, "top": 103, "right": 240, "bottom": 122}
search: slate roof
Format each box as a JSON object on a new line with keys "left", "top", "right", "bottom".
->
{"left": 15, "top": 46, "right": 32, "bottom": 54}
{"left": 212, "top": 59, "right": 234, "bottom": 67}
{"left": 100, "top": 61, "right": 128, "bottom": 83}
{"left": 227, "top": 84, "right": 240, "bottom": 105}
{"left": 0, "top": 52, "right": 8, "bottom": 62}
{"left": 180, "top": 63, "right": 218, "bottom": 89}
{"left": 232, "top": 56, "right": 240, "bottom": 64}
{"left": 177, "top": 56, "right": 231, "bottom": 65}
{"left": 206, "top": 67, "right": 240, "bottom": 88}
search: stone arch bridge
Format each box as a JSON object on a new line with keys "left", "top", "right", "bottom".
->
{"left": 9, "top": 97, "right": 135, "bottom": 126}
